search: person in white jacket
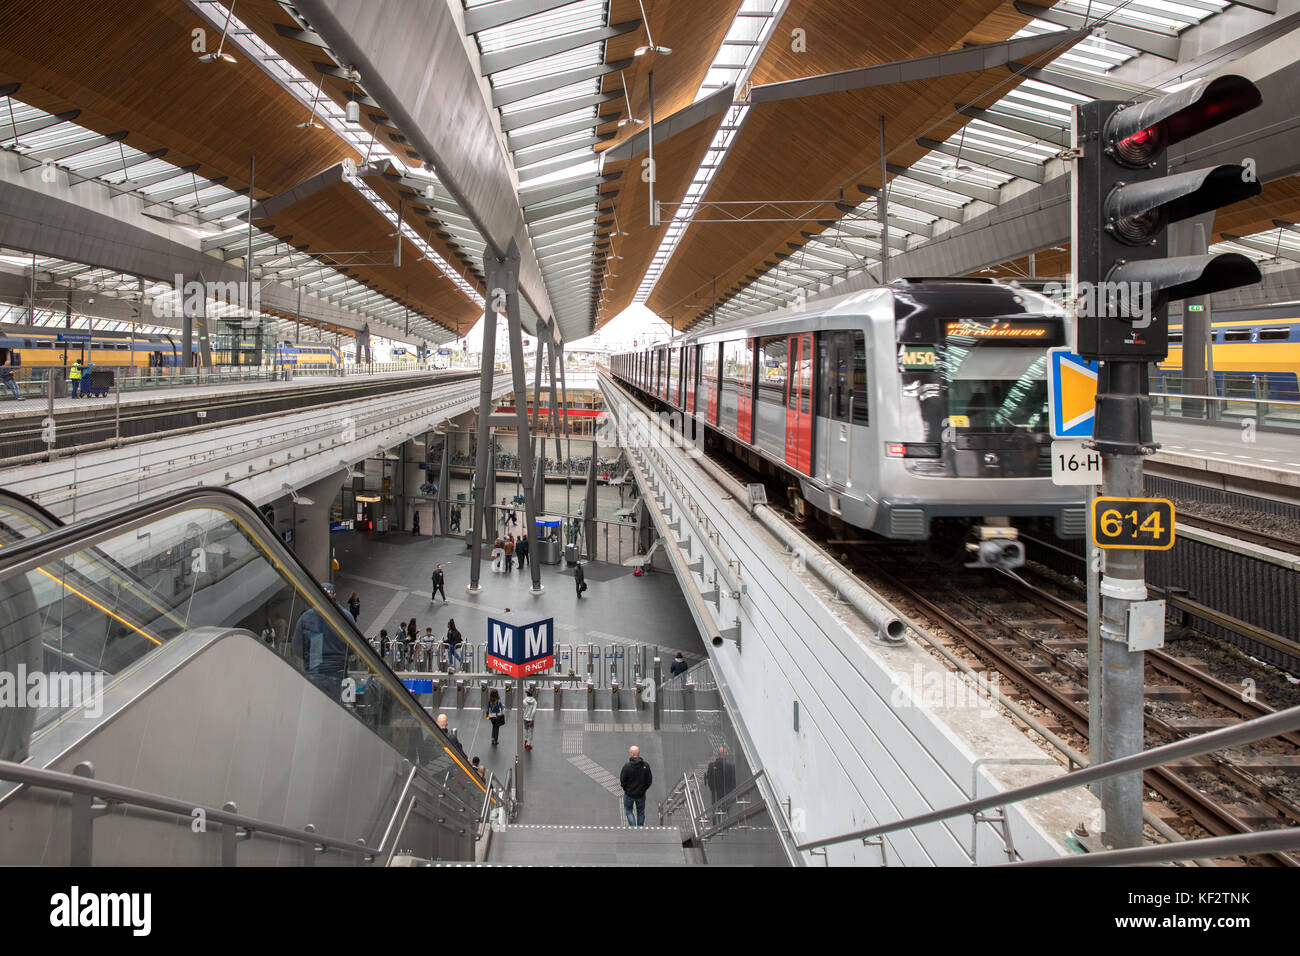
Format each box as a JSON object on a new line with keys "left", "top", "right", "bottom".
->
{"left": 521, "top": 686, "right": 539, "bottom": 751}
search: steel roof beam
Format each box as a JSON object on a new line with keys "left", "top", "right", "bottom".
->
{"left": 479, "top": 21, "right": 640, "bottom": 76}
{"left": 1013, "top": 2, "right": 1179, "bottom": 60}
{"left": 954, "top": 102, "right": 1070, "bottom": 148}
{"left": 886, "top": 163, "right": 1000, "bottom": 204}
{"left": 491, "top": 58, "right": 633, "bottom": 109}
{"left": 1219, "top": 233, "right": 1300, "bottom": 263}
{"left": 501, "top": 92, "right": 621, "bottom": 133}
{"left": 521, "top": 171, "right": 618, "bottom": 208}
{"left": 516, "top": 132, "right": 615, "bottom": 170}
{"left": 748, "top": 29, "right": 1088, "bottom": 103}
{"left": 916, "top": 137, "right": 1043, "bottom": 184}
{"left": 524, "top": 193, "right": 605, "bottom": 224}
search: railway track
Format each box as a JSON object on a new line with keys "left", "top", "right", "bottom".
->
{"left": 705, "top": 452, "right": 1300, "bottom": 864}
{"left": 857, "top": 551, "right": 1300, "bottom": 866}
{"left": 1176, "top": 511, "right": 1300, "bottom": 557}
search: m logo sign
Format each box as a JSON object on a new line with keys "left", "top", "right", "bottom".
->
{"left": 486, "top": 615, "right": 555, "bottom": 678}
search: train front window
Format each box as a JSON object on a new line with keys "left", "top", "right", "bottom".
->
{"left": 942, "top": 344, "right": 1048, "bottom": 431}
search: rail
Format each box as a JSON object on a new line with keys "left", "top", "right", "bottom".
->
{"left": 0, "top": 757, "right": 382, "bottom": 866}
{"left": 794, "top": 704, "right": 1300, "bottom": 863}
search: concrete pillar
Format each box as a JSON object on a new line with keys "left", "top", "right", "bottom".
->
{"left": 289, "top": 468, "right": 348, "bottom": 581}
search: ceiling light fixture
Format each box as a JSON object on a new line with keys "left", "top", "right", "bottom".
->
{"left": 633, "top": 0, "right": 671, "bottom": 56}
{"left": 198, "top": 0, "right": 238, "bottom": 63}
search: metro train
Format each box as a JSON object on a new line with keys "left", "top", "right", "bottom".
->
{"left": 0, "top": 324, "right": 341, "bottom": 370}
{"left": 610, "top": 278, "right": 1087, "bottom": 569}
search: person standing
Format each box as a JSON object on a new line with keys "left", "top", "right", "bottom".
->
{"left": 0, "top": 353, "right": 20, "bottom": 400}
{"left": 420, "top": 627, "right": 437, "bottom": 671}
{"left": 347, "top": 590, "right": 361, "bottom": 623}
{"left": 574, "top": 561, "right": 586, "bottom": 599}
{"left": 412, "top": 510, "right": 421, "bottom": 536}
{"left": 619, "top": 745, "right": 653, "bottom": 827}
{"left": 486, "top": 688, "right": 505, "bottom": 746}
{"left": 289, "top": 581, "right": 353, "bottom": 700}
{"left": 69, "top": 358, "right": 84, "bottom": 399}
{"left": 444, "top": 618, "right": 462, "bottom": 673}
{"left": 516, "top": 531, "right": 529, "bottom": 569}
{"left": 377, "top": 628, "right": 390, "bottom": 663}
{"left": 450, "top": 504, "right": 461, "bottom": 532}
{"left": 431, "top": 563, "right": 446, "bottom": 603}
{"left": 521, "top": 686, "right": 538, "bottom": 751}
{"left": 503, "top": 534, "right": 515, "bottom": 573}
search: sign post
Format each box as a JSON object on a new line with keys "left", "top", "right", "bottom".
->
{"left": 486, "top": 612, "right": 555, "bottom": 805}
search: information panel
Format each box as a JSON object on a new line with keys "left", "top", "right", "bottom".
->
{"left": 1091, "top": 497, "right": 1175, "bottom": 551}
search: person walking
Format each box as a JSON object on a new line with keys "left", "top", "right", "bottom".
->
{"left": 69, "top": 358, "right": 84, "bottom": 399}
{"left": 444, "top": 618, "right": 463, "bottom": 673}
{"left": 521, "top": 686, "right": 538, "bottom": 751}
{"left": 619, "top": 745, "right": 653, "bottom": 827}
{"left": 706, "top": 746, "right": 737, "bottom": 809}
{"left": 574, "top": 561, "right": 587, "bottom": 599}
{"left": 431, "top": 563, "right": 446, "bottom": 603}
{"left": 347, "top": 590, "right": 361, "bottom": 623}
{"left": 669, "top": 652, "right": 689, "bottom": 677}
{"left": 516, "top": 531, "right": 529, "bottom": 569}
{"left": 377, "top": 628, "right": 390, "bottom": 663}
{"left": 503, "top": 534, "right": 515, "bottom": 573}
{"left": 450, "top": 504, "right": 461, "bottom": 533}
{"left": 486, "top": 688, "right": 505, "bottom": 746}
{"left": 412, "top": 510, "right": 421, "bottom": 536}
{"left": 402, "top": 619, "right": 418, "bottom": 668}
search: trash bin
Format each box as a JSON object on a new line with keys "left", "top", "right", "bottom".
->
{"left": 465, "top": 526, "right": 475, "bottom": 549}
{"left": 563, "top": 544, "right": 578, "bottom": 566}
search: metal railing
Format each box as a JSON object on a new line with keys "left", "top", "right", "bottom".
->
{"left": 793, "top": 704, "right": 1300, "bottom": 865}
{"left": 1150, "top": 376, "right": 1300, "bottom": 430}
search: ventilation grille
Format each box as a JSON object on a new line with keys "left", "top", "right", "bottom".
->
{"left": 1060, "top": 507, "right": 1087, "bottom": 537}
{"left": 889, "top": 509, "right": 926, "bottom": 538}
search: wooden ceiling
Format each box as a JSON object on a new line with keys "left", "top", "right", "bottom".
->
{"left": 254, "top": 175, "right": 482, "bottom": 336}
{"left": 0, "top": 0, "right": 357, "bottom": 197}
{"left": 0, "top": 0, "right": 479, "bottom": 333}
{"left": 980, "top": 175, "right": 1300, "bottom": 281}
{"left": 587, "top": 0, "right": 1077, "bottom": 328}
{"left": 598, "top": 0, "right": 745, "bottom": 153}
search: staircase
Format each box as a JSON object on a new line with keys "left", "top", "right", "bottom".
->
{"left": 487, "top": 824, "right": 687, "bottom": 865}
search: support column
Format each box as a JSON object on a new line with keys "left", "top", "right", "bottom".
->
{"left": 1173, "top": 217, "right": 1215, "bottom": 415}
{"left": 585, "top": 445, "right": 598, "bottom": 559}
{"left": 467, "top": 264, "right": 500, "bottom": 592}
{"left": 1094, "top": 361, "right": 1150, "bottom": 850}
{"left": 499, "top": 239, "right": 544, "bottom": 594}
{"left": 436, "top": 435, "right": 450, "bottom": 537}
{"left": 290, "top": 468, "right": 348, "bottom": 582}
{"left": 558, "top": 344, "right": 572, "bottom": 515}
{"left": 531, "top": 332, "right": 547, "bottom": 513}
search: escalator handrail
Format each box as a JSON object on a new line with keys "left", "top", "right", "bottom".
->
{"left": 0, "top": 487, "right": 65, "bottom": 531}
{"left": 0, "top": 485, "right": 487, "bottom": 812}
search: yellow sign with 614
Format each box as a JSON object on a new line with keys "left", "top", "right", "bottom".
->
{"left": 1090, "top": 496, "right": 1176, "bottom": 550}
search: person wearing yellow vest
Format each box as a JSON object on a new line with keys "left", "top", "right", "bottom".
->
{"left": 69, "top": 359, "right": 84, "bottom": 399}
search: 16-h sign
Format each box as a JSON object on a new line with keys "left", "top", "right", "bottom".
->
{"left": 486, "top": 615, "right": 554, "bottom": 678}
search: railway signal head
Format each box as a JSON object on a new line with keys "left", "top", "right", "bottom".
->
{"left": 1074, "top": 74, "right": 1264, "bottom": 362}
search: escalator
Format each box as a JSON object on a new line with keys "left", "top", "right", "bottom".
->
{"left": 0, "top": 487, "right": 498, "bottom": 865}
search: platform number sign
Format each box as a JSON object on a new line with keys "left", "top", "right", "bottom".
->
{"left": 1091, "top": 497, "right": 1175, "bottom": 551}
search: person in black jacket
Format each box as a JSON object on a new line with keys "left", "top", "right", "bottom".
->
{"left": 706, "top": 746, "right": 737, "bottom": 809}
{"left": 445, "top": 618, "right": 462, "bottom": 673}
{"left": 347, "top": 590, "right": 361, "bottom": 622}
{"left": 516, "top": 532, "right": 529, "bottom": 569}
{"left": 431, "top": 564, "right": 446, "bottom": 603}
{"left": 619, "top": 745, "right": 653, "bottom": 827}
{"left": 669, "top": 652, "right": 688, "bottom": 677}
{"left": 574, "top": 562, "right": 586, "bottom": 599}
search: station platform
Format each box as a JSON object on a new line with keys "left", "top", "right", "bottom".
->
{"left": 333, "top": 530, "right": 711, "bottom": 856}
{"left": 1150, "top": 418, "right": 1300, "bottom": 504}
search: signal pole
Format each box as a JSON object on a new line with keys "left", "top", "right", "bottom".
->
{"left": 1073, "top": 76, "right": 1264, "bottom": 847}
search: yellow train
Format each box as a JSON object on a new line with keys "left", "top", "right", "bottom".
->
{"left": 1160, "top": 312, "right": 1300, "bottom": 399}
{"left": 0, "top": 325, "right": 340, "bottom": 370}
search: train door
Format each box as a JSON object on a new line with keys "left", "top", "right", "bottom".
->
{"left": 784, "top": 333, "right": 813, "bottom": 473}
{"left": 737, "top": 339, "right": 754, "bottom": 443}
{"left": 685, "top": 346, "right": 696, "bottom": 414}
{"left": 817, "top": 331, "right": 856, "bottom": 490}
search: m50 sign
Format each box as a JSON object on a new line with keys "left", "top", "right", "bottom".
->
{"left": 486, "top": 615, "right": 554, "bottom": 678}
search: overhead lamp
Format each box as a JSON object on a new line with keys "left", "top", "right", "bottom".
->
{"left": 618, "top": 117, "right": 646, "bottom": 128}
{"left": 198, "top": 0, "right": 238, "bottom": 63}
{"left": 281, "top": 483, "right": 315, "bottom": 506}
{"left": 198, "top": 51, "right": 236, "bottom": 64}
{"left": 345, "top": 100, "right": 361, "bottom": 123}
{"left": 634, "top": 45, "right": 672, "bottom": 56}
{"left": 296, "top": 118, "right": 321, "bottom": 130}
{"left": 424, "top": 183, "right": 436, "bottom": 200}
{"left": 939, "top": 163, "right": 972, "bottom": 182}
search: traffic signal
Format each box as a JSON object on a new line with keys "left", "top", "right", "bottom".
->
{"left": 1074, "top": 74, "right": 1264, "bottom": 361}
